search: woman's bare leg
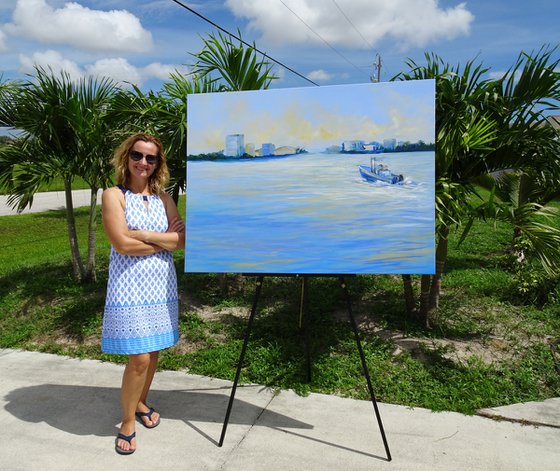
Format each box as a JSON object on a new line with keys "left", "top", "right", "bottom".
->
{"left": 116, "top": 353, "right": 151, "bottom": 452}
{"left": 137, "top": 351, "right": 160, "bottom": 426}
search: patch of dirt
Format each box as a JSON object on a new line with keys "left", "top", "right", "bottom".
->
{"left": 38, "top": 297, "right": 554, "bottom": 370}
{"left": 171, "top": 334, "right": 206, "bottom": 354}
{"left": 169, "top": 303, "right": 249, "bottom": 354}
{"left": 333, "top": 308, "right": 553, "bottom": 366}
{"left": 184, "top": 302, "right": 528, "bottom": 366}
{"left": 191, "top": 303, "right": 249, "bottom": 322}
{"left": 30, "top": 332, "right": 99, "bottom": 347}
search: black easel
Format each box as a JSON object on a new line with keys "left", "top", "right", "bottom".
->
{"left": 218, "top": 275, "right": 392, "bottom": 462}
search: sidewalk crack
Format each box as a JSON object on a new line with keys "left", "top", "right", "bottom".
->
{"left": 217, "top": 387, "right": 279, "bottom": 470}
{"left": 476, "top": 411, "right": 560, "bottom": 429}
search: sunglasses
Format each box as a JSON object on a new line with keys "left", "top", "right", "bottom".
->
{"left": 129, "top": 150, "right": 158, "bottom": 165}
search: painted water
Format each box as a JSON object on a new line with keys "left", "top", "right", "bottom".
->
{"left": 185, "top": 151, "right": 435, "bottom": 274}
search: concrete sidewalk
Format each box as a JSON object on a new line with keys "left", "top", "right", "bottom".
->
{"left": 0, "top": 189, "right": 101, "bottom": 216}
{"left": 1, "top": 349, "right": 558, "bottom": 470}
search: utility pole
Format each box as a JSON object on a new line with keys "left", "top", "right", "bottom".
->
{"left": 371, "top": 53, "right": 382, "bottom": 82}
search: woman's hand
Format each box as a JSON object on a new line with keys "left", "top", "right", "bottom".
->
{"left": 167, "top": 217, "right": 185, "bottom": 234}
{"left": 126, "top": 217, "right": 184, "bottom": 250}
{"left": 128, "top": 229, "right": 147, "bottom": 242}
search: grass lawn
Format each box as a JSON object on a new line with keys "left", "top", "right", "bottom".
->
{"left": 0, "top": 197, "right": 559, "bottom": 414}
{"left": 0, "top": 175, "right": 91, "bottom": 195}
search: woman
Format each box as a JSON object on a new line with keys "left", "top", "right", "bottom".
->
{"left": 101, "top": 133, "right": 185, "bottom": 455}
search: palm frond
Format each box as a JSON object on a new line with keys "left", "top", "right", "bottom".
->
{"left": 192, "top": 30, "right": 278, "bottom": 91}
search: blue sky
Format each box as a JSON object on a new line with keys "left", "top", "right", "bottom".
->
{"left": 0, "top": 0, "right": 558, "bottom": 92}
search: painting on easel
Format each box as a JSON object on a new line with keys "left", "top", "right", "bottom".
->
{"left": 185, "top": 80, "right": 436, "bottom": 275}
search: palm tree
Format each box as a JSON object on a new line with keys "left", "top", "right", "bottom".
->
{"left": 393, "top": 45, "right": 560, "bottom": 326}
{"left": 393, "top": 55, "right": 498, "bottom": 325}
{"left": 468, "top": 46, "right": 560, "bottom": 273}
{"left": 0, "top": 67, "right": 120, "bottom": 282}
{"left": 191, "top": 30, "right": 278, "bottom": 91}
{"left": 474, "top": 170, "right": 560, "bottom": 273}
{"left": 69, "top": 75, "right": 122, "bottom": 280}
{"left": 0, "top": 75, "right": 19, "bottom": 126}
{"left": 473, "top": 46, "right": 560, "bottom": 273}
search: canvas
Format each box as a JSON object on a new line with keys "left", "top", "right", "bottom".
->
{"left": 185, "top": 80, "right": 435, "bottom": 275}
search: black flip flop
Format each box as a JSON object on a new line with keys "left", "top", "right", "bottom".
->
{"left": 115, "top": 432, "right": 136, "bottom": 455}
{"left": 135, "top": 407, "right": 161, "bottom": 429}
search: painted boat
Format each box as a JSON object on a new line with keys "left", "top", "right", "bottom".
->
{"left": 358, "top": 157, "right": 403, "bottom": 184}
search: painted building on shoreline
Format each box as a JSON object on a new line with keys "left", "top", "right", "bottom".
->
{"left": 225, "top": 134, "right": 245, "bottom": 157}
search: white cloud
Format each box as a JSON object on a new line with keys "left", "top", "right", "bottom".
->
{"left": 142, "top": 62, "right": 188, "bottom": 82}
{"left": 95, "top": 61, "right": 190, "bottom": 85}
{"left": 273, "top": 66, "right": 286, "bottom": 82}
{"left": 488, "top": 69, "right": 523, "bottom": 82}
{"left": 85, "top": 58, "right": 142, "bottom": 84}
{"left": 19, "top": 49, "right": 83, "bottom": 80}
{"left": 4, "top": 0, "right": 153, "bottom": 53}
{"left": 306, "top": 69, "right": 332, "bottom": 82}
{"left": 0, "top": 28, "right": 7, "bottom": 52}
{"left": 488, "top": 71, "right": 504, "bottom": 80}
{"left": 226, "top": 0, "right": 473, "bottom": 49}
{"left": 18, "top": 50, "right": 183, "bottom": 87}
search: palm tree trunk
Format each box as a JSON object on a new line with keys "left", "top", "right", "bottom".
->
{"left": 170, "top": 182, "right": 180, "bottom": 205}
{"left": 428, "top": 229, "right": 449, "bottom": 313}
{"left": 401, "top": 274, "right": 416, "bottom": 317}
{"left": 219, "top": 273, "right": 228, "bottom": 295}
{"left": 512, "top": 174, "right": 527, "bottom": 263}
{"left": 511, "top": 226, "right": 525, "bottom": 264}
{"left": 83, "top": 187, "right": 98, "bottom": 283}
{"left": 64, "top": 177, "right": 84, "bottom": 281}
{"left": 419, "top": 274, "right": 432, "bottom": 328}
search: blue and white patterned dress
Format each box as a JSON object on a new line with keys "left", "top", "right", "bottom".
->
{"left": 101, "top": 187, "right": 179, "bottom": 354}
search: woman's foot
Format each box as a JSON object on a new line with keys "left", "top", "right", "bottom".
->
{"left": 115, "top": 421, "right": 136, "bottom": 454}
{"left": 135, "top": 404, "right": 160, "bottom": 428}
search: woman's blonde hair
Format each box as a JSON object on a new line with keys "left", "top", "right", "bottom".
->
{"left": 112, "top": 132, "right": 170, "bottom": 195}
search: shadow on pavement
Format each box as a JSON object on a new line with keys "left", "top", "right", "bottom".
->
{"left": 4, "top": 384, "right": 312, "bottom": 441}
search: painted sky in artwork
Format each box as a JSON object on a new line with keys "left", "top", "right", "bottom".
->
{"left": 187, "top": 80, "right": 434, "bottom": 154}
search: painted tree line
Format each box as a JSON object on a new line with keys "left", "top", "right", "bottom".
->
{"left": 0, "top": 33, "right": 559, "bottom": 326}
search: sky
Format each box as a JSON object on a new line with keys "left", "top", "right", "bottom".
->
{"left": 0, "top": 0, "right": 558, "bottom": 92}
{"left": 188, "top": 80, "right": 435, "bottom": 153}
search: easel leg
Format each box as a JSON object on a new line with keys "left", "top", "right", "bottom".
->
{"left": 218, "top": 275, "right": 264, "bottom": 447}
{"left": 299, "top": 276, "right": 312, "bottom": 382}
{"left": 339, "top": 276, "right": 392, "bottom": 461}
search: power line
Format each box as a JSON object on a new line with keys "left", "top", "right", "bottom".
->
{"left": 277, "top": 0, "right": 371, "bottom": 80}
{"left": 169, "top": 0, "right": 319, "bottom": 86}
{"left": 330, "top": 0, "right": 389, "bottom": 81}
{"left": 331, "top": 0, "right": 374, "bottom": 51}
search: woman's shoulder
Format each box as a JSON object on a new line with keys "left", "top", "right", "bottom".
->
{"left": 102, "top": 186, "right": 126, "bottom": 204}
{"left": 104, "top": 185, "right": 128, "bottom": 195}
{"left": 157, "top": 190, "right": 172, "bottom": 203}
{"left": 157, "top": 191, "right": 178, "bottom": 210}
